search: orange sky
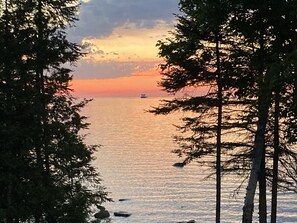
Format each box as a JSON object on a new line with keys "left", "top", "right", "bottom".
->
{"left": 70, "top": 10, "right": 176, "bottom": 97}
{"left": 71, "top": 73, "right": 167, "bottom": 97}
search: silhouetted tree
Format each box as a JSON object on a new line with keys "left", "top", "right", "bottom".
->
{"left": 153, "top": 1, "right": 297, "bottom": 223}
{"left": 151, "top": 1, "right": 245, "bottom": 222}
{"left": 0, "top": 0, "right": 109, "bottom": 222}
{"left": 235, "top": 0, "right": 297, "bottom": 221}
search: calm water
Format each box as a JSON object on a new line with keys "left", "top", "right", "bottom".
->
{"left": 83, "top": 97, "right": 297, "bottom": 223}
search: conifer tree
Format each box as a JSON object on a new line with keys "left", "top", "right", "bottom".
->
{"left": 0, "top": 0, "right": 109, "bottom": 222}
{"left": 151, "top": 1, "right": 240, "bottom": 222}
{"left": 234, "top": 0, "right": 297, "bottom": 221}
{"left": 153, "top": 1, "right": 297, "bottom": 222}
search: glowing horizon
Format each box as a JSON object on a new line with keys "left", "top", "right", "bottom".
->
{"left": 71, "top": 74, "right": 168, "bottom": 97}
{"left": 71, "top": 22, "right": 172, "bottom": 97}
{"left": 68, "top": 0, "right": 179, "bottom": 97}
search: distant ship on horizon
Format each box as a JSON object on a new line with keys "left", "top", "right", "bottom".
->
{"left": 140, "top": 93, "right": 148, "bottom": 98}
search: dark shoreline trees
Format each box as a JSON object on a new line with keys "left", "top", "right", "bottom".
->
{"left": 153, "top": 0, "right": 297, "bottom": 222}
{"left": 0, "top": 0, "right": 109, "bottom": 222}
{"left": 151, "top": 1, "right": 237, "bottom": 222}
{"left": 238, "top": 0, "right": 297, "bottom": 221}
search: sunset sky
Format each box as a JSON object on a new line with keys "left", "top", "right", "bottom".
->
{"left": 68, "top": 0, "right": 180, "bottom": 97}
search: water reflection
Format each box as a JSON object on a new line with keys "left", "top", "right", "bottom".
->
{"left": 83, "top": 97, "right": 297, "bottom": 223}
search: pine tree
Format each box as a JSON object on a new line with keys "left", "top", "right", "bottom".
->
{"left": 0, "top": 0, "right": 109, "bottom": 222}
{"left": 236, "top": 0, "right": 297, "bottom": 221}
{"left": 153, "top": 1, "right": 297, "bottom": 222}
{"left": 151, "top": 1, "right": 241, "bottom": 222}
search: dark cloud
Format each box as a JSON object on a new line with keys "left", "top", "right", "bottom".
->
{"left": 68, "top": 0, "right": 179, "bottom": 43}
{"left": 82, "top": 42, "right": 105, "bottom": 54}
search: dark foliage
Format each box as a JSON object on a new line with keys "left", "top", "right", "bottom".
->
{"left": 0, "top": 1, "right": 109, "bottom": 222}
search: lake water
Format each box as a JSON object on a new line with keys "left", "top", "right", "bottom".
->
{"left": 82, "top": 97, "right": 297, "bottom": 223}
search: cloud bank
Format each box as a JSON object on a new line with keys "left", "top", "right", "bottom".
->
{"left": 68, "top": 0, "right": 179, "bottom": 42}
{"left": 67, "top": 0, "right": 180, "bottom": 92}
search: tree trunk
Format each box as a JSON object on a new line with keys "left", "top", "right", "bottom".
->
{"left": 34, "top": 1, "right": 46, "bottom": 221}
{"left": 258, "top": 150, "right": 267, "bottom": 223}
{"left": 36, "top": 1, "right": 54, "bottom": 222}
{"left": 215, "top": 34, "right": 222, "bottom": 223}
{"left": 271, "top": 92, "right": 280, "bottom": 223}
{"left": 242, "top": 83, "right": 272, "bottom": 223}
{"left": 4, "top": 2, "right": 14, "bottom": 222}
